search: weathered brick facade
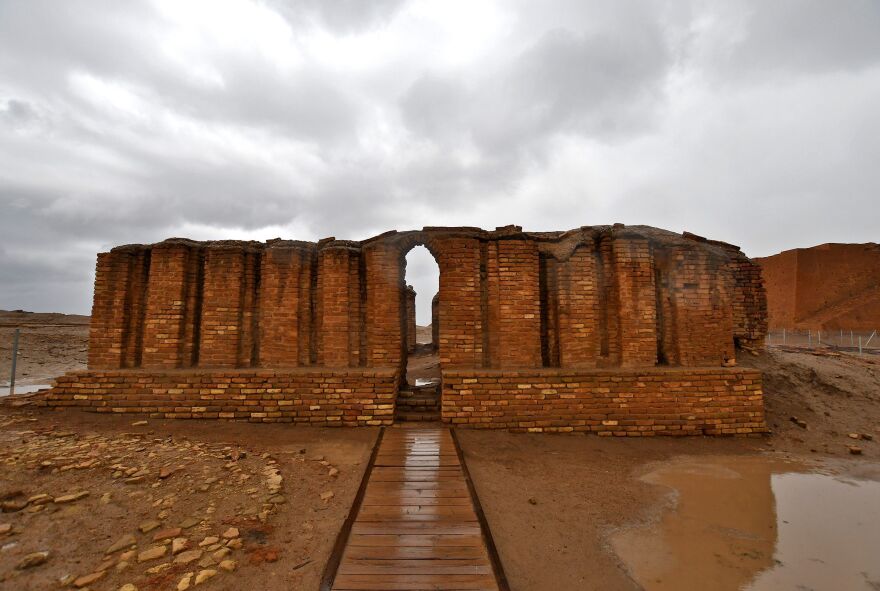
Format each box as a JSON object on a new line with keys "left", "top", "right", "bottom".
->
{"left": 442, "top": 367, "right": 763, "bottom": 435}
{"left": 405, "top": 285, "right": 416, "bottom": 352}
{"left": 757, "top": 243, "right": 880, "bottom": 330}
{"left": 45, "top": 368, "right": 396, "bottom": 425}
{"left": 431, "top": 293, "right": 439, "bottom": 348}
{"left": 49, "top": 225, "right": 769, "bottom": 435}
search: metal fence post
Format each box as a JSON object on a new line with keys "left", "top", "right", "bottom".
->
{"left": 859, "top": 336, "right": 863, "bottom": 355}
{"left": 783, "top": 328, "right": 786, "bottom": 345}
{"left": 808, "top": 330, "right": 812, "bottom": 348}
{"left": 9, "top": 328, "right": 20, "bottom": 396}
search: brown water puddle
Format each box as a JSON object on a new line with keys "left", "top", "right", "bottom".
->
{"left": 612, "top": 455, "right": 880, "bottom": 591}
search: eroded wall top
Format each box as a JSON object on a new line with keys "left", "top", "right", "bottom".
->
{"left": 89, "top": 224, "right": 767, "bottom": 371}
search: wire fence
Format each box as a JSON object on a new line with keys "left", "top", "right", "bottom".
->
{"left": 765, "top": 328, "right": 879, "bottom": 355}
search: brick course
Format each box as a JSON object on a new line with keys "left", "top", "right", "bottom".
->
{"left": 442, "top": 367, "right": 765, "bottom": 435}
{"left": 42, "top": 368, "right": 398, "bottom": 425}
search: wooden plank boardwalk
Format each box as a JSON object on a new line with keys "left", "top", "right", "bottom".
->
{"left": 325, "top": 425, "right": 506, "bottom": 591}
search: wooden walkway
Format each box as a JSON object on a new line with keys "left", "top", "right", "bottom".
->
{"left": 325, "top": 425, "right": 506, "bottom": 591}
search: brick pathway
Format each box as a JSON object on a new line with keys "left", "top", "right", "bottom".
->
{"left": 327, "top": 425, "right": 505, "bottom": 590}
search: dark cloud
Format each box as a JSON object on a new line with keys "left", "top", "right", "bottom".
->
{"left": 264, "top": 0, "right": 406, "bottom": 34}
{"left": 0, "top": 0, "right": 878, "bottom": 314}
{"left": 728, "top": 0, "right": 880, "bottom": 76}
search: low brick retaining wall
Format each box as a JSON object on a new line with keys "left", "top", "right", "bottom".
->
{"left": 441, "top": 367, "right": 765, "bottom": 436}
{"left": 40, "top": 366, "right": 765, "bottom": 436}
{"left": 40, "top": 368, "right": 399, "bottom": 426}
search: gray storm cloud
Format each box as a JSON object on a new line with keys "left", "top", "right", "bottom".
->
{"left": 0, "top": 0, "right": 878, "bottom": 315}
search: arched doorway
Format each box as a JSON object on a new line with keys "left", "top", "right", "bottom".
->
{"left": 398, "top": 244, "right": 440, "bottom": 421}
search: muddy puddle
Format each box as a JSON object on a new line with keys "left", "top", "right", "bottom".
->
{"left": 612, "top": 455, "right": 880, "bottom": 590}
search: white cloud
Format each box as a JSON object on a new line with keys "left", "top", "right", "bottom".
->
{"left": 0, "top": 0, "right": 878, "bottom": 314}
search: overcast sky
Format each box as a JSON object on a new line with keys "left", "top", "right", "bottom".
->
{"left": 1, "top": 0, "right": 878, "bottom": 321}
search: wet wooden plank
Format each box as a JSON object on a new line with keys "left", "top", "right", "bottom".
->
{"left": 339, "top": 560, "right": 493, "bottom": 574}
{"left": 329, "top": 425, "right": 503, "bottom": 590}
{"left": 351, "top": 522, "right": 482, "bottom": 535}
{"left": 346, "top": 534, "right": 485, "bottom": 547}
{"left": 332, "top": 573, "right": 499, "bottom": 590}
{"left": 343, "top": 545, "right": 488, "bottom": 560}
{"left": 361, "top": 496, "right": 473, "bottom": 506}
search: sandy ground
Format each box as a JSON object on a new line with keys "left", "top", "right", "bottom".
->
{"left": 0, "top": 310, "right": 89, "bottom": 387}
{"left": 3, "top": 311, "right": 880, "bottom": 589}
{"left": 405, "top": 348, "right": 440, "bottom": 385}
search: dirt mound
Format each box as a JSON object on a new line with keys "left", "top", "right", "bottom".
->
{"left": 739, "top": 348, "right": 880, "bottom": 452}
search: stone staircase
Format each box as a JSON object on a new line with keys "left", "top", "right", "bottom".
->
{"left": 395, "top": 384, "right": 441, "bottom": 422}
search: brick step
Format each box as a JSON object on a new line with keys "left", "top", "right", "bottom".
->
{"left": 397, "top": 390, "right": 439, "bottom": 406}
{"left": 397, "top": 394, "right": 440, "bottom": 400}
{"left": 397, "top": 402, "right": 440, "bottom": 411}
{"left": 395, "top": 409, "right": 441, "bottom": 422}
{"left": 397, "top": 389, "right": 439, "bottom": 398}
{"left": 396, "top": 406, "right": 439, "bottom": 414}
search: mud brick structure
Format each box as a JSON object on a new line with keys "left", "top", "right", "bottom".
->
{"left": 757, "top": 243, "right": 880, "bottom": 330}
{"left": 44, "top": 224, "right": 768, "bottom": 435}
{"left": 431, "top": 293, "right": 440, "bottom": 350}
{"left": 404, "top": 285, "right": 416, "bottom": 353}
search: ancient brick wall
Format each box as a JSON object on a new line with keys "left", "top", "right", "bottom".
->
{"left": 141, "top": 244, "right": 198, "bottom": 369}
{"left": 84, "top": 226, "right": 764, "bottom": 374}
{"left": 612, "top": 237, "right": 658, "bottom": 367}
{"left": 405, "top": 286, "right": 416, "bottom": 352}
{"left": 434, "top": 235, "right": 484, "bottom": 368}
{"left": 317, "top": 245, "right": 359, "bottom": 367}
{"left": 486, "top": 237, "right": 542, "bottom": 367}
{"left": 442, "top": 367, "right": 765, "bottom": 435}
{"left": 554, "top": 245, "right": 599, "bottom": 367}
{"left": 88, "top": 249, "right": 148, "bottom": 369}
{"left": 258, "top": 243, "right": 312, "bottom": 367}
{"left": 44, "top": 368, "right": 397, "bottom": 425}
{"left": 729, "top": 256, "right": 768, "bottom": 347}
{"left": 431, "top": 293, "right": 439, "bottom": 348}
{"left": 199, "top": 246, "right": 259, "bottom": 368}
{"left": 54, "top": 224, "right": 768, "bottom": 434}
{"left": 757, "top": 243, "right": 880, "bottom": 330}
{"left": 654, "top": 245, "right": 735, "bottom": 366}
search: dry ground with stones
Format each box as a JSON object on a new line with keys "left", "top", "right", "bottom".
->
{"left": 0, "top": 410, "right": 376, "bottom": 591}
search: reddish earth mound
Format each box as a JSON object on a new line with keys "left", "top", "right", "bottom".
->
{"left": 756, "top": 243, "right": 880, "bottom": 330}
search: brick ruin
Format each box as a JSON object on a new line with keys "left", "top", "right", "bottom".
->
{"left": 404, "top": 285, "right": 417, "bottom": 353}
{"left": 44, "top": 224, "right": 768, "bottom": 435}
{"left": 757, "top": 243, "right": 880, "bottom": 330}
